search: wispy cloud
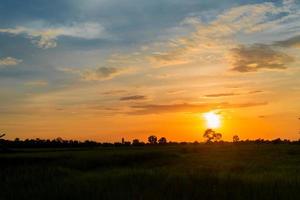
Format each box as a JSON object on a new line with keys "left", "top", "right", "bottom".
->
{"left": 0, "top": 57, "right": 22, "bottom": 67}
{"left": 60, "top": 66, "right": 134, "bottom": 81}
{"left": 120, "top": 95, "right": 147, "bottom": 101}
{"left": 248, "top": 90, "right": 263, "bottom": 94}
{"left": 130, "top": 102, "right": 268, "bottom": 115}
{"left": 25, "top": 80, "right": 48, "bottom": 87}
{"left": 0, "top": 22, "right": 106, "bottom": 49}
{"left": 274, "top": 35, "right": 300, "bottom": 48}
{"left": 205, "top": 90, "right": 264, "bottom": 97}
{"left": 102, "top": 90, "right": 127, "bottom": 96}
{"left": 147, "top": 0, "right": 299, "bottom": 67}
{"left": 230, "top": 44, "right": 294, "bottom": 72}
{"left": 204, "top": 93, "right": 238, "bottom": 98}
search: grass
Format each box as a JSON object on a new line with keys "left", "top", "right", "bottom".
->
{"left": 1, "top": 144, "right": 300, "bottom": 200}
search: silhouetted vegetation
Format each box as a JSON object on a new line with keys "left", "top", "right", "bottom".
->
{"left": 203, "top": 129, "right": 222, "bottom": 143}
{"left": 2, "top": 135, "right": 300, "bottom": 151}
{"left": 233, "top": 135, "right": 240, "bottom": 142}
{"left": 158, "top": 137, "right": 167, "bottom": 144}
{"left": 148, "top": 135, "right": 158, "bottom": 144}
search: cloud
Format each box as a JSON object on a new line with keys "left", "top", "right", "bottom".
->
{"left": 25, "top": 80, "right": 48, "bottom": 87}
{"left": 248, "top": 90, "right": 263, "bottom": 94}
{"left": 274, "top": 35, "right": 300, "bottom": 48}
{"left": 230, "top": 44, "right": 294, "bottom": 72}
{"left": 60, "top": 66, "right": 133, "bottom": 81}
{"left": 148, "top": 0, "right": 299, "bottom": 67}
{"left": 0, "top": 22, "right": 106, "bottom": 49}
{"left": 205, "top": 91, "right": 264, "bottom": 97}
{"left": 81, "top": 67, "right": 131, "bottom": 81}
{"left": 205, "top": 93, "right": 238, "bottom": 98}
{"left": 0, "top": 57, "right": 22, "bottom": 67}
{"left": 130, "top": 102, "right": 268, "bottom": 115}
{"left": 102, "top": 90, "right": 127, "bottom": 95}
{"left": 120, "top": 95, "right": 146, "bottom": 101}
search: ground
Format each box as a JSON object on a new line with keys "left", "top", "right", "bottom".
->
{"left": 1, "top": 144, "right": 300, "bottom": 200}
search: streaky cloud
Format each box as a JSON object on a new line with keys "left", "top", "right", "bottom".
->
{"left": 274, "top": 35, "right": 300, "bottom": 48}
{"left": 120, "top": 95, "right": 146, "bottom": 101}
{"left": 0, "top": 57, "right": 22, "bottom": 67}
{"left": 60, "top": 66, "right": 134, "bottom": 81}
{"left": 129, "top": 102, "right": 268, "bottom": 115}
{"left": 0, "top": 22, "right": 107, "bottom": 49}
{"left": 147, "top": 0, "right": 299, "bottom": 67}
{"left": 102, "top": 90, "right": 127, "bottom": 96}
{"left": 25, "top": 80, "right": 48, "bottom": 87}
{"left": 205, "top": 93, "right": 238, "bottom": 97}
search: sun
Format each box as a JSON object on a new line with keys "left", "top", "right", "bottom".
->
{"left": 203, "top": 112, "right": 221, "bottom": 129}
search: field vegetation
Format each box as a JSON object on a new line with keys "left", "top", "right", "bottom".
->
{"left": 1, "top": 143, "right": 300, "bottom": 200}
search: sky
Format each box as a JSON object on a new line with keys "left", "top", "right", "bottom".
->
{"left": 0, "top": 0, "right": 300, "bottom": 142}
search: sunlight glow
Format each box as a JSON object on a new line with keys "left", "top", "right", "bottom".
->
{"left": 204, "top": 112, "right": 221, "bottom": 129}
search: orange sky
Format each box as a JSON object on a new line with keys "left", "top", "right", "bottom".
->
{"left": 0, "top": 0, "right": 300, "bottom": 142}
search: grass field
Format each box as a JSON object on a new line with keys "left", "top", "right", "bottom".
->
{"left": 1, "top": 144, "right": 300, "bottom": 200}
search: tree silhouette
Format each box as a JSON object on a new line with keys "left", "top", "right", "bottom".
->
{"left": 203, "top": 129, "right": 222, "bottom": 143}
{"left": 203, "top": 129, "right": 214, "bottom": 143}
{"left": 148, "top": 135, "right": 157, "bottom": 144}
{"left": 0, "top": 134, "right": 6, "bottom": 151}
{"left": 158, "top": 137, "right": 167, "bottom": 144}
{"left": 132, "top": 139, "right": 140, "bottom": 145}
{"left": 233, "top": 135, "right": 240, "bottom": 142}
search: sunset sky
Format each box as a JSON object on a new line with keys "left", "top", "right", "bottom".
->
{"left": 0, "top": 0, "right": 300, "bottom": 142}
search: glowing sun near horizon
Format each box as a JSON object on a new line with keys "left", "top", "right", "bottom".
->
{"left": 204, "top": 112, "right": 221, "bottom": 129}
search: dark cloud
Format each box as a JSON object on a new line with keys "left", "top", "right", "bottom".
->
{"left": 231, "top": 44, "right": 294, "bottom": 72}
{"left": 83, "top": 66, "right": 132, "bottom": 81}
{"left": 274, "top": 35, "right": 300, "bottom": 48}
{"left": 102, "top": 90, "right": 127, "bottom": 95}
{"left": 248, "top": 90, "right": 263, "bottom": 94}
{"left": 205, "top": 93, "right": 238, "bottom": 97}
{"left": 129, "top": 101, "right": 268, "bottom": 115}
{"left": 95, "top": 67, "right": 118, "bottom": 77}
{"left": 204, "top": 91, "right": 263, "bottom": 97}
{"left": 62, "top": 66, "right": 131, "bottom": 81}
{"left": 120, "top": 95, "right": 146, "bottom": 101}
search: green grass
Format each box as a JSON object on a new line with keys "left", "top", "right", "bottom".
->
{"left": 1, "top": 144, "right": 300, "bottom": 200}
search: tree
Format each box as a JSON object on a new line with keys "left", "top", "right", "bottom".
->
{"left": 203, "top": 129, "right": 214, "bottom": 143}
{"left": 215, "top": 133, "right": 222, "bottom": 141}
{"left": 55, "top": 137, "right": 63, "bottom": 143}
{"left": 203, "top": 129, "right": 222, "bottom": 143}
{"left": 0, "top": 134, "right": 6, "bottom": 151}
{"left": 148, "top": 135, "right": 157, "bottom": 144}
{"left": 158, "top": 137, "right": 167, "bottom": 144}
{"left": 132, "top": 139, "right": 140, "bottom": 146}
{"left": 233, "top": 135, "right": 240, "bottom": 143}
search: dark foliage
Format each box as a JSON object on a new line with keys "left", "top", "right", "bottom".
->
{"left": 1, "top": 135, "right": 300, "bottom": 150}
{"left": 148, "top": 135, "right": 158, "bottom": 144}
{"left": 158, "top": 137, "right": 167, "bottom": 144}
{"left": 203, "top": 129, "right": 222, "bottom": 143}
{"left": 233, "top": 135, "right": 240, "bottom": 142}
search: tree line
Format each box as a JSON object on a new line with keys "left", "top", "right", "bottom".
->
{"left": 1, "top": 130, "right": 300, "bottom": 150}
